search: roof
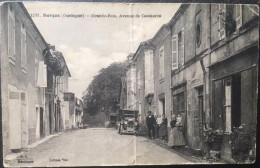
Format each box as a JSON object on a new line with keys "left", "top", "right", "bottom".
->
{"left": 18, "top": 2, "right": 48, "bottom": 49}
{"left": 132, "top": 39, "right": 152, "bottom": 61}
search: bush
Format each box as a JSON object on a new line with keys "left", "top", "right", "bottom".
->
{"left": 230, "top": 124, "right": 256, "bottom": 163}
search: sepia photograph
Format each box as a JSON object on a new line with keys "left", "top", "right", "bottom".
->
{"left": 0, "top": 0, "right": 259, "bottom": 167}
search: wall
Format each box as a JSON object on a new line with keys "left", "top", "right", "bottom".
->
{"left": 153, "top": 32, "right": 172, "bottom": 127}
{"left": 1, "top": 3, "right": 47, "bottom": 156}
{"left": 170, "top": 4, "right": 211, "bottom": 149}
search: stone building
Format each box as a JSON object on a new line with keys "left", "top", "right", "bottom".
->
{"left": 132, "top": 40, "right": 154, "bottom": 124}
{"left": 207, "top": 4, "right": 258, "bottom": 162}
{"left": 151, "top": 24, "right": 172, "bottom": 129}
{"left": 1, "top": 2, "right": 49, "bottom": 155}
{"left": 64, "top": 92, "right": 76, "bottom": 129}
{"left": 168, "top": 3, "right": 258, "bottom": 161}
{"left": 75, "top": 97, "right": 84, "bottom": 127}
{"left": 1, "top": 2, "right": 72, "bottom": 157}
{"left": 45, "top": 46, "right": 71, "bottom": 133}
{"left": 123, "top": 3, "right": 258, "bottom": 162}
{"left": 125, "top": 53, "right": 136, "bottom": 110}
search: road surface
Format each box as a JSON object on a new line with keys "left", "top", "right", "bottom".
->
{"left": 14, "top": 128, "right": 192, "bottom": 166}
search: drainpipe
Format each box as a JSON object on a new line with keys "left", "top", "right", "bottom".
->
{"left": 199, "top": 58, "right": 207, "bottom": 130}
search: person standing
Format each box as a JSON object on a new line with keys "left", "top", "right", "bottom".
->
{"left": 159, "top": 114, "right": 168, "bottom": 141}
{"left": 168, "top": 115, "right": 177, "bottom": 147}
{"left": 156, "top": 114, "right": 162, "bottom": 138}
{"left": 146, "top": 111, "right": 156, "bottom": 139}
{"left": 175, "top": 113, "right": 185, "bottom": 146}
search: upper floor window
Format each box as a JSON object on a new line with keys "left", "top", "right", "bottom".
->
{"left": 171, "top": 35, "right": 178, "bottom": 70}
{"left": 235, "top": 4, "right": 242, "bottom": 30}
{"left": 159, "top": 46, "right": 164, "bottom": 80}
{"left": 218, "top": 4, "right": 226, "bottom": 40}
{"left": 21, "top": 23, "right": 27, "bottom": 71}
{"left": 178, "top": 28, "right": 185, "bottom": 66}
{"left": 196, "top": 21, "right": 202, "bottom": 47}
{"left": 8, "top": 5, "right": 16, "bottom": 63}
{"left": 172, "top": 28, "right": 185, "bottom": 70}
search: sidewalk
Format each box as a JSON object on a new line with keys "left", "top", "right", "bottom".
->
{"left": 145, "top": 137, "right": 226, "bottom": 164}
{"left": 4, "top": 132, "right": 65, "bottom": 166}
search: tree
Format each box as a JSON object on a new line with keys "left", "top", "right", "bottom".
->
{"left": 82, "top": 62, "right": 127, "bottom": 124}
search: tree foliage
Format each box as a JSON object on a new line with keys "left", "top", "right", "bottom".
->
{"left": 82, "top": 62, "right": 127, "bottom": 119}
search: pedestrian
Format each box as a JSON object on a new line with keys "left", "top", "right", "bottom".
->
{"left": 156, "top": 114, "right": 162, "bottom": 138}
{"left": 168, "top": 113, "right": 185, "bottom": 148}
{"left": 146, "top": 111, "right": 156, "bottom": 139}
{"left": 159, "top": 114, "right": 168, "bottom": 141}
{"left": 168, "top": 114, "right": 177, "bottom": 147}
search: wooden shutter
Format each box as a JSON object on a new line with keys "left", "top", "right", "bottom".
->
{"left": 21, "top": 25, "right": 27, "bottom": 68}
{"left": 8, "top": 5, "right": 15, "bottom": 58}
{"left": 218, "top": 4, "right": 226, "bottom": 40}
{"left": 213, "top": 80, "right": 224, "bottom": 130}
{"left": 43, "top": 64, "right": 47, "bottom": 87}
{"left": 181, "top": 28, "right": 185, "bottom": 65}
{"left": 159, "top": 46, "right": 164, "bottom": 79}
{"left": 171, "top": 35, "right": 178, "bottom": 70}
{"left": 235, "top": 4, "right": 242, "bottom": 29}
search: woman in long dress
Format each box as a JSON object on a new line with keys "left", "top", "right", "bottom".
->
{"left": 168, "top": 115, "right": 176, "bottom": 147}
{"left": 175, "top": 114, "right": 185, "bottom": 146}
{"left": 159, "top": 114, "right": 168, "bottom": 141}
{"left": 168, "top": 114, "right": 185, "bottom": 147}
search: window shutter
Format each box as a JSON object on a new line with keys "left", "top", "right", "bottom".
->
{"left": 43, "top": 64, "right": 47, "bottom": 87}
{"left": 159, "top": 46, "right": 164, "bottom": 79}
{"left": 171, "top": 35, "right": 178, "bottom": 70}
{"left": 8, "top": 5, "right": 15, "bottom": 58}
{"left": 181, "top": 28, "right": 185, "bottom": 65}
{"left": 235, "top": 4, "right": 242, "bottom": 30}
{"left": 37, "top": 61, "right": 47, "bottom": 87}
{"left": 21, "top": 26, "right": 26, "bottom": 68}
{"left": 218, "top": 4, "right": 226, "bottom": 40}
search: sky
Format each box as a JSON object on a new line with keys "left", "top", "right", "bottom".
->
{"left": 24, "top": 2, "right": 181, "bottom": 98}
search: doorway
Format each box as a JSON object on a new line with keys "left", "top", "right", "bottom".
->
{"left": 40, "top": 107, "right": 44, "bottom": 138}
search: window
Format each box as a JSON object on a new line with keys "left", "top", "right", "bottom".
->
{"left": 177, "top": 92, "right": 185, "bottom": 114}
{"left": 21, "top": 23, "right": 27, "bottom": 71}
{"left": 178, "top": 28, "right": 185, "bottom": 66}
{"left": 213, "top": 74, "right": 241, "bottom": 132}
{"left": 137, "top": 70, "right": 141, "bottom": 90}
{"left": 159, "top": 46, "right": 164, "bottom": 79}
{"left": 8, "top": 4, "right": 15, "bottom": 62}
{"left": 218, "top": 4, "right": 226, "bottom": 40}
{"left": 224, "top": 79, "right": 232, "bottom": 133}
{"left": 171, "top": 35, "right": 178, "bottom": 70}
{"left": 235, "top": 4, "right": 242, "bottom": 29}
{"left": 196, "top": 21, "right": 202, "bottom": 47}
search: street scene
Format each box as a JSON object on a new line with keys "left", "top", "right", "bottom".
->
{"left": 1, "top": 1, "right": 259, "bottom": 167}
{"left": 8, "top": 128, "right": 191, "bottom": 166}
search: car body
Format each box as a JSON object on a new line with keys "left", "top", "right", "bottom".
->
{"left": 117, "top": 109, "right": 139, "bottom": 135}
{"left": 109, "top": 113, "right": 118, "bottom": 128}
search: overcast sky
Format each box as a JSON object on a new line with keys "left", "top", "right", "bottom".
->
{"left": 24, "top": 2, "right": 181, "bottom": 98}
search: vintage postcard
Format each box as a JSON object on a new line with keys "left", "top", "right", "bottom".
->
{"left": 0, "top": 1, "right": 258, "bottom": 167}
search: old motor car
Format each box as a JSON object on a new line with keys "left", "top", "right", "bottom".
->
{"left": 109, "top": 113, "right": 118, "bottom": 128}
{"left": 118, "top": 109, "right": 139, "bottom": 135}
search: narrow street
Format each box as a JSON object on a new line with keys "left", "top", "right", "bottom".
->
{"left": 15, "top": 128, "right": 192, "bottom": 166}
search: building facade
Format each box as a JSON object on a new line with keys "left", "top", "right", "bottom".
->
{"left": 1, "top": 2, "right": 73, "bottom": 157}
{"left": 132, "top": 40, "right": 154, "bottom": 124}
{"left": 123, "top": 3, "right": 258, "bottom": 162}
{"left": 151, "top": 24, "right": 172, "bottom": 129}
{"left": 1, "top": 2, "right": 49, "bottom": 155}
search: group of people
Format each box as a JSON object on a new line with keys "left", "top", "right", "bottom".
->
{"left": 146, "top": 111, "right": 185, "bottom": 148}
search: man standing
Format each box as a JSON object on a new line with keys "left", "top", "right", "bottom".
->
{"left": 146, "top": 111, "right": 156, "bottom": 138}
